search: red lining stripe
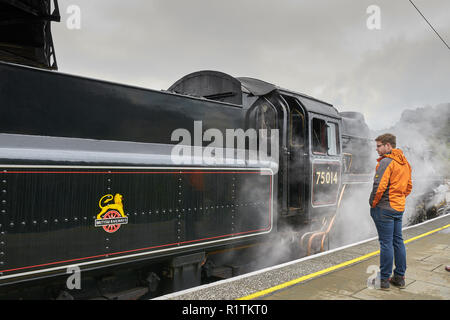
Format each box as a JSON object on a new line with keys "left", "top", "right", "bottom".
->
{"left": 0, "top": 226, "right": 271, "bottom": 273}
{"left": 3, "top": 171, "right": 263, "bottom": 174}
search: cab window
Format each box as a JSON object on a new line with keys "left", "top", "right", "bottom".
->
{"left": 312, "top": 118, "right": 327, "bottom": 154}
{"left": 312, "top": 118, "right": 340, "bottom": 155}
{"left": 255, "top": 102, "right": 277, "bottom": 133}
{"left": 327, "top": 122, "right": 340, "bottom": 155}
{"left": 290, "top": 109, "right": 305, "bottom": 147}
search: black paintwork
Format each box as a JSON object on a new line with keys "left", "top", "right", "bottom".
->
{"left": 0, "top": 167, "right": 272, "bottom": 279}
{"left": 0, "top": 63, "right": 244, "bottom": 145}
{"left": 0, "top": 63, "right": 355, "bottom": 287}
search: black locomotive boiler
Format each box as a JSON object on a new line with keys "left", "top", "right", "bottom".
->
{"left": 0, "top": 62, "right": 372, "bottom": 299}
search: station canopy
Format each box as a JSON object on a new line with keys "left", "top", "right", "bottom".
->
{"left": 0, "top": 0, "right": 60, "bottom": 70}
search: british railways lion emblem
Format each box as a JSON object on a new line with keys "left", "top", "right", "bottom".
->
{"left": 95, "top": 193, "right": 128, "bottom": 233}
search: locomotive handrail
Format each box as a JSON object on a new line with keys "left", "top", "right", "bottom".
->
{"left": 304, "top": 184, "right": 347, "bottom": 255}
{"left": 0, "top": 133, "right": 279, "bottom": 169}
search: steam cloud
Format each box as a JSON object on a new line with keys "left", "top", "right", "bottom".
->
{"left": 207, "top": 103, "right": 449, "bottom": 275}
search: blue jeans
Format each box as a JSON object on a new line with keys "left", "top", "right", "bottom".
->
{"left": 370, "top": 207, "right": 407, "bottom": 280}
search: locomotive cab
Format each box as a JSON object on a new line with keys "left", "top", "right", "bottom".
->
{"left": 170, "top": 71, "right": 344, "bottom": 227}
{"left": 274, "top": 92, "right": 342, "bottom": 224}
{"left": 235, "top": 77, "right": 342, "bottom": 225}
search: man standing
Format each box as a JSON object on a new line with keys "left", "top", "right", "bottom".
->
{"left": 369, "top": 133, "right": 412, "bottom": 290}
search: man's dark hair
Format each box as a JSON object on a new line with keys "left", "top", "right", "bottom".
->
{"left": 375, "top": 133, "right": 396, "bottom": 148}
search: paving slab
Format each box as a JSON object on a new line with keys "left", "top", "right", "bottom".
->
{"left": 402, "top": 280, "right": 450, "bottom": 299}
{"left": 262, "top": 219, "right": 450, "bottom": 300}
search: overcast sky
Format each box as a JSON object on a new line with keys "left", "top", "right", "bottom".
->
{"left": 52, "top": 0, "right": 450, "bottom": 130}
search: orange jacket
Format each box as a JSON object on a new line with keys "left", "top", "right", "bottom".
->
{"left": 369, "top": 149, "right": 412, "bottom": 212}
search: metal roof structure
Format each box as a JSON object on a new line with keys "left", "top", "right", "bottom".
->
{"left": 0, "top": 0, "right": 60, "bottom": 70}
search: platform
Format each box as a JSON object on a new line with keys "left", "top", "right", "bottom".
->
{"left": 156, "top": 213, "right": 450, "bottom": 300}
{"left": 261, "top": 223, "right": 450, "bottom": 300}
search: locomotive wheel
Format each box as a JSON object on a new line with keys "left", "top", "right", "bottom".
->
{"left": 102, "top": 210, "right": 122, "bottom": 233}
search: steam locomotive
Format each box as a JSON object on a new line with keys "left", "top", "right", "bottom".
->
{"left": 0, "top": 62, "right": 373, "bottom": 299}
{"left": 0, "top": 0, "right": 375, "bottom": 299}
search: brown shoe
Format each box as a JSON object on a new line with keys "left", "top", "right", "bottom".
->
{"left": 446, "top": 266, "right": 450, "bottom": 272}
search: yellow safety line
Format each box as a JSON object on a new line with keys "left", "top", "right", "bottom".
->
{"left": 237, "top": 223, "right": 450, "bottom": 300}
{"left": 404, "top": 224, "right": 450, "bottom": 244}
